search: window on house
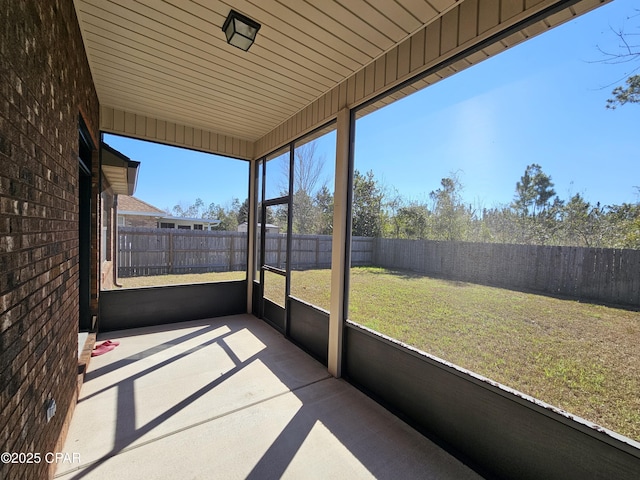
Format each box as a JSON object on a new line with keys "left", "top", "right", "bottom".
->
{"left": 193, "top": 224, "right": 203, "bottom": 230}
{"left": 160, "top": 222, "right": 175, "bottom": 229}
{"left": 177, "top": 225, "right": 191, "bottom": 230}
{"left": 347, "top": 1, "right": 640, "bottom": 443}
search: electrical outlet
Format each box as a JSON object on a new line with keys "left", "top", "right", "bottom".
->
{"left": 46, "top": 399, "right": 56, "bottom": 423}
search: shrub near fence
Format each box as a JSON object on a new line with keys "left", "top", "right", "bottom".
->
{"left": 118, "top": 228, "right": 640, "bottom": 307}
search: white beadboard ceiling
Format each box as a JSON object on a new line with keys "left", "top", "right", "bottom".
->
{"left": 74, "top": 0, "right": 606, "bottom": 148}
{"left": 74, "top": 0, "right": 458, "bottom": 142}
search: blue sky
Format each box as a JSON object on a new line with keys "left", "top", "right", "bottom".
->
{"left": 354, "top": 0, "right": 640, "bottom": 209}
{"left": 103, "top": 135, "right": 251, "bottom": 212}
{"left": 105, "top": 0, "right": 639, "bottom": 212}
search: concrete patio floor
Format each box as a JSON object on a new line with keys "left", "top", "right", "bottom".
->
{"left": 56, "top": 314, "right": 483, "bottom": 479}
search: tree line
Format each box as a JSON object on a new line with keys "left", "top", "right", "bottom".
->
{"left": 166, "top": 197, "right": 249, "bottom": 231}
{"left": 166, "top": 161, "right": 639, "bottom": 250}
{"left": 347, "top": 164, "right": 639, "bottom": 249}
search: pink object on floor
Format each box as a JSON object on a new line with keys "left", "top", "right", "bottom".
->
{"left": 95, "top": 339, "right": 120, "bottom": 348}
{"left": 91, "top": 344, "right": 116, "bottom": 357}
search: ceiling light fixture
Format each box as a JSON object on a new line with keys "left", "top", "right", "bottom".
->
{"left": 222, "top": 10, "right": 261, "bottom": 52}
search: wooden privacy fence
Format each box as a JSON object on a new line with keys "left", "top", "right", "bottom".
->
{"left": 261, "top": 233, "right": 335, "bottom": 270}
{"left": 265, "top": 234, "right": 372, "bottom": 269}
{"left": 119, "top": 228, "right": 373, "bottom": 277}
{"left": 118, "top": 228, "right": 640, "bottom": 307}
{"left": 373, "top": 238, "right": 640, "bottom": 307}
{"left": 118, "top": 228, "right": 248, "bottom": 277}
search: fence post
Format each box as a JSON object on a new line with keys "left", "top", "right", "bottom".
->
{"left": 277, "top": 234, "right": 282, "bottom": 269}
{"left": 169, "top": 230, "right": 174, "bottom": 274}
{"left": 229, "top": 234, "right": 234, "bottom": 271}
{"left": 372, "top": 237, "right": 377, "bottom": 266}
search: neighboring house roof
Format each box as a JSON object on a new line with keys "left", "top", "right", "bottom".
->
{"left": 118, "top": 196, "right": 220, "bottom": 225}
{"left": 118, "top": 196, "right": 166, "bottom": 216}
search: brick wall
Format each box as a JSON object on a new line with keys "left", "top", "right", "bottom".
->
{"left": 0, "top": 1, "right": 99, "bottom": 479}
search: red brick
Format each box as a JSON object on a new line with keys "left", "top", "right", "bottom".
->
{"left": 1, "top": 1, "right": 99, "bottom": 478}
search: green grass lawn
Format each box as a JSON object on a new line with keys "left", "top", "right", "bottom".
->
{"left": 346, "top": 267, "right": 640, "bottom": 443}
{"left": 117, "top": 271, "right": 247, "bottom": 288}
{"left": 116, "top": 267, "right": 640, "bottom": 441}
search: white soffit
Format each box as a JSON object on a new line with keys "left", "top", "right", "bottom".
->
{"left": 75, "top": 0, "right": 608, "bottom": 151}
{"left": 74, "top": 0, "right": 456, "bottom": 142}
